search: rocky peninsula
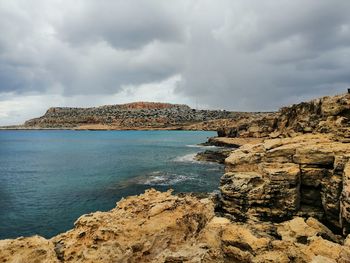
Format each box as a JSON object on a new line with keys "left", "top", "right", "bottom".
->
{"left": 5, "top": 102, "right": 268, "bottom": 131}
{"left": 2, "top": 93, "right": 350, "bottom": 262}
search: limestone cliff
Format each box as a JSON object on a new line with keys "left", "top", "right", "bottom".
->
{"left": 220, "top": 134, "right": 350, "bottom": 233}
{"left": 22, "top": 101, "right": 266, "bottom": 130}
{"left": 218, "top": 93, "right": 350, "bottom": 140}
{"left": 214, "top": 93, "right": 350, "bottom": 233}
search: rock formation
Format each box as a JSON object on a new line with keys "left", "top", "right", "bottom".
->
{"left": 220, "top": 134, "right": 350, "bottom": 233}
{"left": 20, "top": 101, "right": 267, "bottom": 130}
{"left": 214, "top": 94, "right": 350, "bottom": 232}
{"left": 1, "top": 190, "right": 350, "bottom": 262}
{"left": 218, "top": 93, "right": 350, "bottom": 140}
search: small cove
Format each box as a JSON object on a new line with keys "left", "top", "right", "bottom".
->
{"left": 0, "top": 130, "right": 223, "bottom": 239}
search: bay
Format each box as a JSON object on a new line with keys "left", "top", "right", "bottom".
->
{"left": 0, "top": 130, "right": 222, "bottom": 239}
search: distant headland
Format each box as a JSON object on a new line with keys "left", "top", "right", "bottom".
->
{"left": 0, "top": 101, "right": 270, "bottom": 131}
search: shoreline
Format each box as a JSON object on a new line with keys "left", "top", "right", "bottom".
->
{"left": 2, "top": 134, "right": 350, "bottom": 262}
{"left": 0, "top": 127, "right": 217, "bottom": 131}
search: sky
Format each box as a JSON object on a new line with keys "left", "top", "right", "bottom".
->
{"left": 1, "top": 0, "right": 350, "bottom": 125}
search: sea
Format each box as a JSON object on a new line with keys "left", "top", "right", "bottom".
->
{"left": 0, "top": 130, "right": 223, "bottom": 239}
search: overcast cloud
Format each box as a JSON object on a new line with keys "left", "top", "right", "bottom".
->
{"left": 1, "top": 0, "right": 350, "bottom": 125}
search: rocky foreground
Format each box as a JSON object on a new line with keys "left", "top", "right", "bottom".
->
{"left": 2, "top": 93, "right": 350, "bottom": 262}
{"left": 1, "top": 189, "right": 350, "bottom": 263}
{"left": 16, "top": 102, "right": 267, "bottom": 130}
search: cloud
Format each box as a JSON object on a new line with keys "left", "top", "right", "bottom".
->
{"left": 0, "top": 0, "right": 186, "bottom": 96}
{"left": 57, "top": 1, "right": 186, "bottom": 49}
{"left": 176, "top": 0, "right": 350, "bottom": 110}
{"left": 1, "top": 0, "right": 350, "bottom": 125}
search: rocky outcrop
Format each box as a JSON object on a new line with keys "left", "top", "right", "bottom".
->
{"left": 215, "top": 94, "right": 350, "bottom": 236}
{"left": 0, "top": 236, "right": 60, "bottom": 263}
{"left": 203, "top": 137, "right": 264, "bottom": 148}
{"left": 219, "top": 133, "right": 350, "bottom": 235}
{"left": 2, "top": 189, "right": 350, "bottom": 263}
{"left": 51, "top": 189, "right": 216, "bottom": 262}
{"left": 22, "top": 102, "right": 266, "bottom": 130}
{"left": 218, "top": 93, "right": 350, "bottom": 140}
{"left": 195, "top": 149, "right": 232, "bottom": 164}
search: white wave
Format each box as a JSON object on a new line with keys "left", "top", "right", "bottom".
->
{"left": 186, "top": 144, "right": 219, "bottom": 149}
{"left": 173, "top": 153, "right": 199, "bottom": 163}
{"left": 186, "top": 144, "right": 203, "bottom": 148}
{"left": 142, "top": 173, "right": 193, "bottom": 186}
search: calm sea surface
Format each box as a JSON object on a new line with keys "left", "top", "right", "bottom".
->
{"left": 0, "top": 130, "right": 222, "bottom": 239}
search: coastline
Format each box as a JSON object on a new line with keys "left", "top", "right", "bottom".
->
{"left": 2, "top": 93, "right": 350, "bottom": 262}
{"left": 0, "top": 127, "right": 215, "bottom": 131}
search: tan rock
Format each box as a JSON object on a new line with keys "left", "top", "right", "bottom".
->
{"left": 300, "top": 166, "right": 327, "bottom": 187}
{"left": 307, "top": 237, "right": 342, "bottom": 261}
{"left": 207, "top": 137, "right": 264, "bottom": 147}
{"left": 264, "top": 144, "right": 297, "bottom": 163}
{"left": 252, "top": 251, "right": 290, "bottom": 263}
{"left": 220, "top": 133, "right": 350, "bottom": 232}
{"left": 293, "top": 145, "right": 334, "bottom": 165}
{"left": 0, "top": 236, "right": 59, "bottom": 263}
{"left": 1, "top": 191, "right": 349, "bottom": 263}
{"left": 50, "top": 189, "right": 218, "bottom": 263}
{"left": 311, "top": 255, "right": 337, "bottom": 263}
{"left": 277, "top": 217, "right": 318, "bottom": 243}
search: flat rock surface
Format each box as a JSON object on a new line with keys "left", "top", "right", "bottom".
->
{"left": 207, "top": 137, "right": 264, "bottom": 147}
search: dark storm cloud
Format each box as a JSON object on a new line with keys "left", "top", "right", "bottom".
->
{"left": 0, "top": 1, "right": 185, "bottom": 95}
{"left": 57, "top": 1, "right": 186, "bottom": 49}
{"left": 1, "top": 0, "right": 350, "bottom": 113}
{"left": 176, "top": 0, "right": 350, "bottom": 110}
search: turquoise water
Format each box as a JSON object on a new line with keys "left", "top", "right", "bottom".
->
{"left": 0, "top": 130, "right": 222, "bottom": 239}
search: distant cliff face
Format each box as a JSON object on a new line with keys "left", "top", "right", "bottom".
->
{"left": 23, "top": 101, "right": 267, "bottom": 130}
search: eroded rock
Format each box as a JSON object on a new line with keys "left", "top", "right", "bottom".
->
{"left": 218, "top": 93, "right": 350, "bottom": 140}
{"left": 220, "top": 134, "right": 350, "bottom": 234}
{"left": 0, "top": 235, "right": 60, "bottom": 263}
{"left": 2, "top": 190, "right": 350, "bottom": 263}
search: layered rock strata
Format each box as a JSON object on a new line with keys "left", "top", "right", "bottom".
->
{"left": 214, "top": 93, "right": 350, "bottom": 241}
{"left": 220, "top": 134, "right": 350, "bottom": 235}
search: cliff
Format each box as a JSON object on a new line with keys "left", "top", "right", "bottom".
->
{"left": 218, "top": 93, "right": 350, "bottom": 140}
{"left": 214, "top": 93, "right": 350, "bottom": 229}
{"left": 22, "top": 101, "right": 266, "bottom": 130}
